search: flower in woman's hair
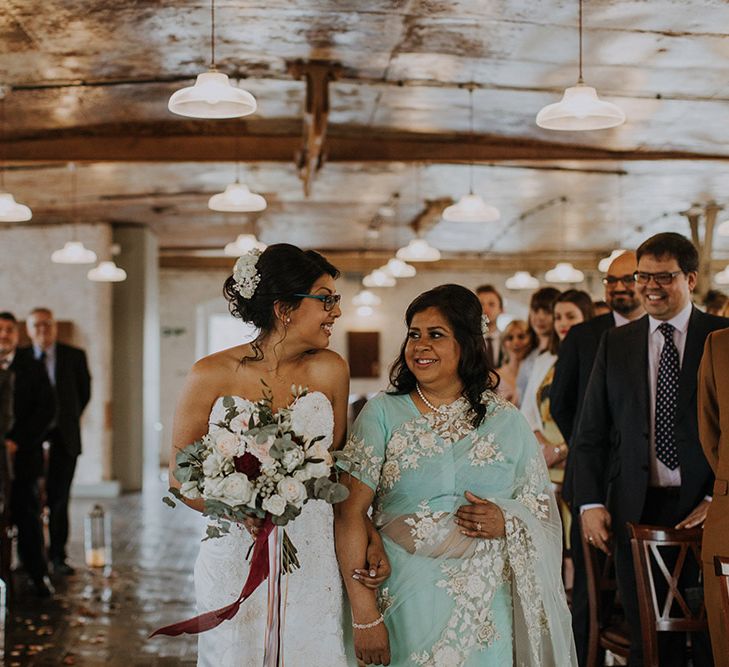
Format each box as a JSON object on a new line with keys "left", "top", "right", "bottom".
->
{"left": 214, "top": 430, "right": 244, "bottom": 459}
{"left": 235, "top": 452, "right": 262, "bottom": 480}
{"left": 277, "top": 477, "right": 307, "bottom": 507}
{"left": 232, "top": 248, "right": 262, "bottom": 299}
{"left": 220, "top": 472, "right": 254, "bottom": 505}
{"left": 180, "top": 480, "right": 201, "bottom": 499}
{"left": 262, "top": 493, "right": 286, "bottom": 516}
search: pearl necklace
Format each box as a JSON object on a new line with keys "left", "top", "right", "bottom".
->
{"left": 416, "top": 383, "right": 454, "bottom": 414}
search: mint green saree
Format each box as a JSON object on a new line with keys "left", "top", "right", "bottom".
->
{"left": 339, "top": 392, "right": 576, "bottom": 667}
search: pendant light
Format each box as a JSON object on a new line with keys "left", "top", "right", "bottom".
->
{"left": 383, "top": 257, "right": 416, "bottom": 278}
{"left": 88, "top": 260, "right": 127, "bottom": 282}
{"left": 353, "top": 289, "right": 381, "bottom": 307}
{"left": 51, "top": 163, "right": 97, "bottom": 264}
{"left": 505, "top": 271, "right": 540, "bottom": 290}
{"left": 224, "top": 233, "right": 266, "bottom": 256}
{"left": 209, "top": 164, "right": 266, "bottom": 212}
{"left": 363, "top": 269, "right": 396, "bottom": 288}
{"left": 168, "top": 1, "right": 257, "bottom": 119}
{"left": 536, "top": 0, "right": 625, "bottom": 131}
{"left": 0, "top": 87, "right": 32, "bottom": 222}
{"left": 545, "top": 262, "right": 585, "bottom": 284}
{"left": 598, "top": 248, "right": 627, "bottom": 272}
{"left": 395, "top": 238, "right": 441, "bottom": 262}
{"left": 442, "top": 86, "right": 500, "bottom": 223}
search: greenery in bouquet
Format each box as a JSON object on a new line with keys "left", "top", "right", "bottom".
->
{"left": 163, "top": 382, "right": 350, "bottom": 549}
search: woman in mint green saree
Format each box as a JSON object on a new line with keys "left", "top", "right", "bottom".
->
{"left": 335, "top": 285, "right": 576, "bottom": 667}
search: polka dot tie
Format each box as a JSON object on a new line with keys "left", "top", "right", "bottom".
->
{"left": 655, "top": 322, "right": 680, "bottom": 470}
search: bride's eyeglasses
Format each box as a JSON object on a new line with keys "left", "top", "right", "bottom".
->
{"left": 294, "top": 293, "right": 342, "bottom": 312}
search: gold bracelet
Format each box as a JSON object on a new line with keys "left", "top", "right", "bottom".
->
{"left": 352, "top": 614, "right": 384, "bottom": 630}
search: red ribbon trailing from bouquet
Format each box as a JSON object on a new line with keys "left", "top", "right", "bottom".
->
{"left": 151, "top": 517, "right": 275, "bottom": 638}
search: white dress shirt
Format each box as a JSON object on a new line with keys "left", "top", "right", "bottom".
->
{"left": 520, "top": 351, "right": 557, "bottom": 433}
{"left": 646, "top": 301, "right": 692, "bottom": 487}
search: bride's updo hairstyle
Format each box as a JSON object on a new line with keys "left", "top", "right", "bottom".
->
{"left": 389, "top": 284, "right": 498, "bottom": 427}
{"left": 223, "top": 243, "right": 339, "bottom": 358}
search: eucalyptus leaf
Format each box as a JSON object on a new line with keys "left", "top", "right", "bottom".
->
{"left": 314, "top": 477, "right": 332, "bottom": 498}
{"left": 162, "top": 496, "right": 176, "bottom": 508}
{"left": 325, "top": 483, "right": 350, "bottom": 504}
{"left": 168, "top": 486, "right": 183, "bottom": 500}
{"left": 222, "top": 396, "right": 235, "bottom": 409}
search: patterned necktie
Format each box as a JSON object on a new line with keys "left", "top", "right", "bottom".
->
{"left": 485, "top": 336, "right": 496, "bottom": 367}
{"left": 655, "top": 322, "right": 680, "bottom": 470}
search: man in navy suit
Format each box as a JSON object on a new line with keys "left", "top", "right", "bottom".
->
{"left": 574, "top": 233, "right": 727, "bottom": 666}
{"left": 20, "top": 307, "right": 91, "bottom": 575}
{"left": 550, "top": 250, "right": 644, "bottom": 665}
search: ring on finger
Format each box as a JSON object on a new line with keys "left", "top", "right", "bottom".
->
{"left": 587, "top": 536, "right": 594, "bottom": 543}
{"left": 476, "top": 522, "right": 482, "bottom": 532}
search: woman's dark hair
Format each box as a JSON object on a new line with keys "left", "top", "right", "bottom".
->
{"left": 529, "top": 286, "right": 561, "bottom": 313}
{"left": 636, "top": 232, "right": 699, "bottom": 274}
{"left": 223, "top": 243, "right": 339, "bottom": 359}
{"left": 548, "top": 289, "right": 594, "bottom": 355}
{"left": 388, "top": 284, "right": 498, "bottom": 427}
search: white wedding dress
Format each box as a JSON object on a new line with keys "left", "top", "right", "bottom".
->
{"left": 194, "top": 394, "right": 349, "bottom": 667}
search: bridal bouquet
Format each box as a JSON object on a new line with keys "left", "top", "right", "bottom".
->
{"left": 164, "top": 383, "right": 349, "bottom": 567}
{"left": 153, "top": 383, "right": 350, "bottom": 647}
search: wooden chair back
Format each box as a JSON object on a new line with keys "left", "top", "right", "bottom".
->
{"left": 581, "top": 524, "right": 629, "bottom": 666}
{"left": 628, "top": 523, "right": 706, "bottom": 667}
{"left": 714, "top": 556, "right": 729, "bottom": 632}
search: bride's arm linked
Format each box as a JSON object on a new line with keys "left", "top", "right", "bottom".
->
{"left": 168, "top": 355, "right": 262, "bottom": 533}
{"left": 334, "top": 475, "right": 391, "bottom": 666}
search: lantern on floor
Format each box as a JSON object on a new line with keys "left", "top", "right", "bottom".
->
{"left": 84, "top": 504, "right": 111, "bottom": 568}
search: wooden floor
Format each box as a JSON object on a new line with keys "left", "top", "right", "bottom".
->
{"left": 5, "top": 479, "right": 206, "bottom": 666}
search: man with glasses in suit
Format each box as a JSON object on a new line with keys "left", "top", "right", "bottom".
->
{"left": 574, "top": 233, "right": 728, "bottom": 666}
{"left": 550, "top": 250, "right": 644, "bottom": 665}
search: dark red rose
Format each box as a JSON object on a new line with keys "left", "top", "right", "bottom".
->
{"left": 234, "top": 452, "right": 261, "bottom": 479}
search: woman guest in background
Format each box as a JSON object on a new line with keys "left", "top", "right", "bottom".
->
{"left": 521, "top": 289, "right": 594, "bottom": 475}
{"left": 168, "top": 244, "right": 389, "bottom": 667}
{"left": 496, "top": 319, "right": 534, "bottom": 406}
{"left": 335, "top": 284, "right": 576, "bottom": 667}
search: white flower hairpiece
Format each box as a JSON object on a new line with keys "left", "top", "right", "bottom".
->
{"left": 481, "top": 314, "right": 490, "bottom": 335}
{"left": 232, "top": 248, "right": 263, "bottom": 299}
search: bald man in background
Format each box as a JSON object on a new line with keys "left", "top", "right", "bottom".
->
{"left": 550, "top": 250, "right": 645, "bottom": 665}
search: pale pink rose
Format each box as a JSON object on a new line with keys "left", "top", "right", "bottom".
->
{"left": 214, "top": 430, "right": 244, "bottom": 458}
{"left": 277, "top": 477, "right": 307, "bottom": 507}
{"left": 229, "top": 412, "right": 250, "bottom": 434}
{"left": 262, "top": 494, "right": 286, "bottom": 516}
{"left": 247, "top": 435, "right": 275, "bottom": 465}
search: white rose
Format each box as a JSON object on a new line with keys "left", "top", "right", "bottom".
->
{"left": 179, "top": 480, "right": 201, "bottom": 499}
{"left": 202, "top": 476, "right": 227, "bottom": 500}
{"left": 303, "top": 461, "right": 330, "bottom": 480}
{"left": 281, "top": 447, "right": 305, "bottom": 472}
{"left": 229, "top": 412, "right": 251, "bottom": 434}
{"left": 214, "top": 430, "right": 244, "bottom": 459}
{"left": 262, "top": 494, "right": 286, "bottom": 516}
{"left": 202, "top": 451, "right": 229, "bottom": 478}
{"left": 293, "top": 467, "right": 313, "bottom": 482}
{"left": 306, "top": 440, "right": 333, "bottom": 466}
{"left": 291, "top": 392, "right": 334, "bottom": 448}
{"left": 247, "top": 434, "right": 275, "bottom": 465}
{"left": 220, "top": 473, "right": 253, "bottom": 505}
{"left": 277, "top": 477, "right": 307, "bottom": 507}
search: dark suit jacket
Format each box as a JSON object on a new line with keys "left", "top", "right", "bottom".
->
{"left": 18, "top": 343, "right": 91, "bottom": 457}
{"left": 6, "top": 353, "right": 56, "bottom": 479}
{"left": 550, "top": 313, "right": 615, "bottom": 502}
{"left": 572, "top": 308, "right": 729, "bottom": 541}
{"left": 0, "top": 368, "right": 13, "bottom": 438}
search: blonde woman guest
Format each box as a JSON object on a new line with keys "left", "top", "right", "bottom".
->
{"left": 496, "top": 319, "right": 534, "bottom": 406}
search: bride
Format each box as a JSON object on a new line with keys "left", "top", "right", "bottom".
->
{"left": 168, "top": 244, "right": 390, "bottom": 666}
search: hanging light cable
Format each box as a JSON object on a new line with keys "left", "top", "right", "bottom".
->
{"left": 536, "top": 0, "right": 625, "bottom": 131}
{"left": 168, "top": 0, "right": 257, "bottom": 119}
{"left": 0, "top": 87, "right": 32, "bottom": 222}
{"left": 443, "top": 85, "right": 500, "bottom": 223}
{"left": 51, "top": 163, "right": 97, "bottom": 264}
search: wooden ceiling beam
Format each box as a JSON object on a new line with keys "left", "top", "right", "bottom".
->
{"left": 5, "top": 129, "right": 729, "bottom": 163}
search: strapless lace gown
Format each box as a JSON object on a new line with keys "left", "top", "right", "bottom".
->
{"left": 194, "top": 394, "right": 348, "bottom": 666}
